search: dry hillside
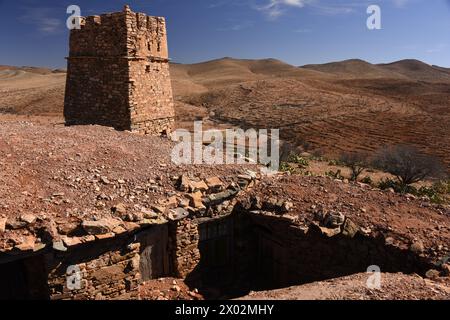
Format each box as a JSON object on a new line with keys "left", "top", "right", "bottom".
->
{"left": 0, "top": 57, "right": 449, "bottom": 168}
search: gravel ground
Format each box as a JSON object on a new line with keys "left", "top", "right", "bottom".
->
{"left": 0, "top": 121, "right": 255, "bottom": 249}
{"left": 239, "top": 272, "right": 450, "bottom": 300}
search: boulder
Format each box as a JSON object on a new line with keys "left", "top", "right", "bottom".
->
{"left": 57, "top": 222, "right": 80, "bottom": 235}
{"left": 168, "top": 208, "right": 189, "bottom": 221}
{"left": 177, "top": 175, "right": 192, "bottom": 192}
{"left": 20, "top": 214, "right": 37, "bottom": 225}
{"left": 6, "top": 219, "right": 26, "bottom": 230}
{"left": 323, "top": 212, "right": 345, "bottom": 228}
{"left": 53, "top": 240, "right": 68, "bottom": 252}
{"left": 187, "top": 192, "right": 205, "bottom": 209}
{"left": 425, "top": 269, "right": 440, "bottom": 280}
{"left": 410, "top": 241, "right": 425, "bottom": 254}
{"left": 62, "top": 237, "right": 82, "bottom": 248}
{"left": 205, "top": 177, "right": 223, "bottom": 192}
{"left": 282, "top": 201, "right": 294, "bottom": 213}
{"left": 205, "top": 188, "right": 238, "bottom": 206}
{"left": 342, "top": 218, "right": 359, "bottom": 238}
{"left": 82, "top": 218, "right": 122, "bottom": 235}
{"left": 15, "top": 236, "right": 36, "bottom": 251}
{"left": 192, "top": 181, "right": 209, "bottom": 192}
{"left": 141, "top": 208, "right": 158, "bottom": 219}
{"left": 319, "top": 226, "right": 341, "bottom": 238}
{"left": 112, "top": 203, "right": 127, "bottom": 215}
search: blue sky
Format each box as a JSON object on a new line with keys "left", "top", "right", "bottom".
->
{"left": 0, "top": 0, "right": 449, "bottom": 68}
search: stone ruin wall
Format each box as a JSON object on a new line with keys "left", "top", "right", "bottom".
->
{"left": 64, "top": 7, "right": 175, "bottom": 135}
{"left": 46, "top": 235, "right": 141, "bottom": 300}
{"left": 170, "top": 218, "right": 200, "bottom": 278}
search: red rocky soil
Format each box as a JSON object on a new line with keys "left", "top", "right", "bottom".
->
{"left": 139, "top": 277, "right": 203, "bottom": 300}
{"left": 0, "top": 121, "right": 255, "bottom": 251}
{"left": 238, "top": 175, "right": 450, "bottom": 264}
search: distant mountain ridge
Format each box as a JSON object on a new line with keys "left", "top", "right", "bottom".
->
{"left": 302, "top": 58, "right": 450, "bottom": 82}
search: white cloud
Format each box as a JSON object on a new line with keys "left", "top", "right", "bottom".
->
{"left": 258, "top": 0, "right": 313, "bottom": 19}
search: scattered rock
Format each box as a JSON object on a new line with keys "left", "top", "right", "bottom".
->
{"left": 166, "top": 196, "right": 179, "bottom": 209}
{"left": 410, "top": 241, "right": 425, "bottom": 254}
{"left": 237, "top": 174, "right": 253, "bottom": 182}
{"left": 319, "top": 226, "right": 341, "bottom": 238}
{"left": 100, "top": 176, "right": 110, "bottom": 184}
{"left": 112, "top": 226, "right": 127, "bottom": 234}
{"left": 171, "top": 285, "right": 181, "bottom": 292}
{"left": 205, "top": 177, "right": 223, "bottom": 192}
{"left": 168, "top": 208, "right": 189, "bottom": 221}
{"left": 15, "top": 236, "right": 36, "bottom": 251}
{"left": 425, "top": 269, "right": 440, "bottom": 280}
{"left": 342, "top": 218, "right": 359, "bottom": 238}
{"left": 53, "top": 240, "right": 68, "bottom": 252}
{"left": 141, "top": 208, "right": 158, "bottom": 219}
{"left": 126, "top": 212, "right": 144, "bottom": 222}
{"left": 282, "top": 201, "right": 294, "bottom": 212}
{"left": 112, "top": 203, "right": 127, "bottom": 215}
{"left": 192, "top": 180, "right": 208, "bottom": 192}
{"left": 57, "top": 222, "right": 80, "bottom": 235}
{"left": 205, "top": 189, "right": 239, "bottom": 206}
{"left": 6, "top": 219, "right": 27, "bottom": 230}
{"left": 187, "top": 191, "right": 204, "bottom": 209}
{"left": 385, "top": 237, "right": 395, "bottom": 246}
{"left": 177, "top": 175, "right": 192, "bottom": 192}
{"left": 323, "top": 212, "right": 345, "bottom": 228}
{"left": 62, "top": 237, "right": 82, "bottom": 247}
{"left": 20, "top": 214, "right": 37, "bottom": 225}
{"left": 0, "top": 217, "right": 6, "bottom": 233}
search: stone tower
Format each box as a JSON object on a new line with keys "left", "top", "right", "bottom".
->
{"left": 64, "top": 5, "right": 175, "bottom": 135}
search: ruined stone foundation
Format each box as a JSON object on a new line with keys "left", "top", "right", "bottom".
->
{"left": 64, "top": 6, "right": 175, "bottom": 135}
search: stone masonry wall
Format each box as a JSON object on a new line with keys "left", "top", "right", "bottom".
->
{"left": 45, "top": 236, "right": 141, "bottom": 300}
{"left": 170, "top": 219, "right": 200, "bottom": 278}
{"left": 128, "top": 60, "right": 175, "bottom": 135}
{"left": 232, "top": 211, "right": 434, "bottom": 291}
{"left": 64, "top": 6, "right": 175, "bottom": 135}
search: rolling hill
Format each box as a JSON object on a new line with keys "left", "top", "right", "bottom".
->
{"left": 1, "top": 57, "right": 449, "bottom": 168}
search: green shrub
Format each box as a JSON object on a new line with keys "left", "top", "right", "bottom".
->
{"left": 287, "top": 154, "right": 309, "bottom": 168}
{"left": 280, "top": 162, "right": 295, "bottom": 174}
{"left": 377, "top": 178, "right": 415, "bottom": 194}
{"left": 433, "top": 180, "right": 450, "bottom": 194}
{"left": 377, "top": 178, "right": 448, "bottom": 204}
{"left": 326, "top": 169, "right": 344, "bottom": 180}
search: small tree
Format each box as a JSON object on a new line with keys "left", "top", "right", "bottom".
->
{"left": 340, "top": 152, "right": 369, "bottom": 181}
{"left": 373, "top": 145, "right": 445, "bottom": 187}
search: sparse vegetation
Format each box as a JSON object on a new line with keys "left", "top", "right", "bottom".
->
{"left": 287, "top": 154, "right": 309, "bottom": 168}
{"left": 340, "top": 152, "right": 369, "bottom": 181}
{"left": 280, "top": 162, "right": 295, "bottom": 174}
{"left": 377, "top": 178, "right": 449, "bottom": 203}
{"left": 326, "top": 169, "right": 344, "bottom": 180}
{"left": 373, "top": 145, "right": 446, "bottom": 187}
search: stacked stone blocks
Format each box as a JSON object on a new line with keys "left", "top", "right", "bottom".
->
{"left": 64, "top": 6, "right": 175, "bottom": 135}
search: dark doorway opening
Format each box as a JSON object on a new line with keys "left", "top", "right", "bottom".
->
{"left": 0, "top": 255, "right": 50, "bottom": 300}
